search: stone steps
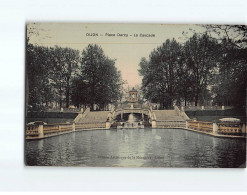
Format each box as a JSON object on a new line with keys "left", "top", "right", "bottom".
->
{"left": 77, "top": 111, "right": 110, "bottom": 124}
{"left": 153, "top": 110, "right": 186, "bottom": 128}
{"left": 153, "top": 110, "right": 184, "bottom": 120}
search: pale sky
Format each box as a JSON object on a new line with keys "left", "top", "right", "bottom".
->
{"left": 27, "top": 23, "right": 205, "bottom": 87}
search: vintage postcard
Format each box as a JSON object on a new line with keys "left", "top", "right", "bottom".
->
{"left": 25, "top": 23, "right": 246, "bottom": 167}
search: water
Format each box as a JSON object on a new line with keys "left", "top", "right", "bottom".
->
{"left": 128, "top": 113, "right": 136, "bottom": 123}
{"left": 123, "top": 113, "right": 140, "bottom": 128}
{"left": 25, "top": 128, "right": 246, "bottom": 167}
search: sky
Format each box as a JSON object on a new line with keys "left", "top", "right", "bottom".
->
{"left": 27, "top": 23, "right": 205, "bottom": 87}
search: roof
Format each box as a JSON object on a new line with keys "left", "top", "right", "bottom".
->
{"left": 129, "top": 88, "right": 137, "bottom": 92}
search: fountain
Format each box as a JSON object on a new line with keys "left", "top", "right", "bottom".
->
{"left": 117, "top": 113, "right": 144, "bottom": 129}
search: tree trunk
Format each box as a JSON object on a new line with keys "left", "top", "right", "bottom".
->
{"left": 195, "top": 94, "right": 198, "bottom": 106}
{"left": 66, "top": 88, "right": 70, "bottom": 108}
{"left": 65, "top": 77, "right": 70, "bottom": 108}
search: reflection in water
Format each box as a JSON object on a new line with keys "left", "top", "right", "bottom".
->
{"left": 37, "top": 139, "right": 44, "bottom": 150}
{"left": 25, "top": 128, "right": 246, "bottom": 167}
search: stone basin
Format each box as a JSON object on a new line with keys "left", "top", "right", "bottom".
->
{"left": 219, "top": 118, "right": 241, "bottom": 123}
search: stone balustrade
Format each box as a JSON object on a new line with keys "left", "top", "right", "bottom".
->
{"left": 217, "top": 123, "right": 244, "bottom": 136}
{"left": 75, "top": 122, "right": 106, "bottom": 130}
{"left": 26, "top": 125, "right": 40, "bottom": 138}
{"left": 26, "top": 123, "right": 75, "bottom": 140}
{"left": 188, "top": 121, "right": 213, "bottom": 133}
{"left": 187, "top": 120, "right": 246, "bottom": 137}
{"left": 156, "top": 121, "right": 186, "bottom": 128}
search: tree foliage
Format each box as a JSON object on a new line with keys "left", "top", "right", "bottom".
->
{"left": 78, "top": 44, "right": 123, "bottom": 110}
{"left": 183, "top": 34, "right": 220, "bottom": 106}
{"left": 204, "top": 25, "right": 247, "bottom": 108}
{"left": 139, "top": 39, "right": 183, "bottom": 109}
{"left": 26, "top": 43, "right": 123, "bottom": 111}
{"left": 139, "top": 32, "right": 245, "bottom": 108}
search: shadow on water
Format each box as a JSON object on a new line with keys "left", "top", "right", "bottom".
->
{"left": 25, "top": 128, "right": 246, "bottom": 167}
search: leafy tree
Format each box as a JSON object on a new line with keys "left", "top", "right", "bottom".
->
{"left": 175, "top": 55, "right": 194, "bottom": 106}
{"left": 49, "top": 46, "right": 80, "bottom": 108}
{"left": 80, "top": 44, "right": 123, "bottom": 110}
{"left": 183, "top": 33, "right": 220, "bottom": 106}
{"left": 204, "top": 25, "right": 247, "bottom": 108}
{"left": 26, "top": 44, "right": 53, "bottom": 109}
{"left": 139, "top": 39, "right": 183, "bottom": 109}
{"left": 71, "top": 76, "right": 89, "bottom": 108}
{"left": 203, "top": 25, "right": 247, "bottom": 49}
{"left": 26, "top": 44, "right": 80, "bottom": 109}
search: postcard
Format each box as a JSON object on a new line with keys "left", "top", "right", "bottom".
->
{"left": 25, "top": 23, "right": 246, "bottom": 167}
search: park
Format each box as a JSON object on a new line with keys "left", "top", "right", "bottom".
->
{"left": 25, "top": 24, "right": 246, "bottom": 167}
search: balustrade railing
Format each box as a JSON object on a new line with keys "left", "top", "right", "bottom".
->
{"left": 188, "top": 120, "right": 245, "bottom": 136}
{"left": 188, "top": 121, "right": 213, "bottom": 133}
{"left": 26, "top": 123, "right": 75, "bottom": 139}
{"left": 26, "top": 125, "right": 40, "bottom": 137}
{"left": 217, "top": 123, "right": 243, "bottom": 135}
{"left": 184, "top": 106, "right": 233, "bottom": 111}
{"left": 75, "top": 122, "right": 106, "bottom": 129}
{"left": 156, "top": 121, "right": 186, "bottom": 128}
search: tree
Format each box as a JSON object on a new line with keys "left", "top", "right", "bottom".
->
{"left": 176, "top": 55, "right": 194, "bottom": 106}
{"left": 26, "top": 44, "right": 53, "bottom": 109}
{"left": 71, "top": 76, "right": 89, "bottom": 108}
{"left": 139, "top": 39, "right": 183, "bottom": 109}
{"left": 80, "top": 44, "right": 123, "bottom": 110}
{"left": 49, "top": 46, "right": 80, "bottom": 108}
{"left": 203, "top": 25, "right": 247, "bottom": 49}
{"left": 183, "top": 33, "right": 220, "bottom": 106}
{"left": 26, "top": 43, "right": 80, "bottom": 110}
{"left": 204, "top": 25, "right": 247, "bottom": 108}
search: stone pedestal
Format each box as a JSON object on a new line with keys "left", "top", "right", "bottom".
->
{"left": 186, "top": 121, "right": 189, "bottom": 129}
{"left": 72, "top": 123, "right": 76, "bottom": 131}
{"left": 106, "top": 122, "right": 111, "bottom": 129}
{"left": 213, "top": 123, "right": 218, "bottom": 135}
{"left": 152, "top": 120, "right": 157, "bottom": 128}
{"left": 38, "top": 125, "right": 44, "bottom": 138}
{"left": 242, "top": 124, "right": 246, "bottom": 135}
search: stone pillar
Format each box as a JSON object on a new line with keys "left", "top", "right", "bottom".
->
{"left": 80, "top": 108, "right": 84, "bottom": 113}
{"left": 213, "top": 123, "right": 218, "bottom": 135}
{"left": 142, "top": 111, "right": 144, "bottom": 121}
{"left": 72, "top": 123, "right": 76, "bottom": 131}
{"left": 60, "top": 107, "right": 63, "bottom": 112}
{"left": 242, "top": 123, "right": 246, "bottom": 135}
{"left": 152, "top": 120, "right": 157, "bottom": 128}
{"left": 106, "top": 121, "right": 111, "bottom": 129}
{"left": 121, "top": 112, "right": 123, "bottom": 120}
{"left": 186, "top": 121, "right": 189, "bottom": 129}
{"left": 201, "top": 106, "right": 205, "bottom": 110}
{"left": 38, "top": 125, "right": 44, "bottom": 139}
{"left": 222, "top": 106, "right": 225, "bottom": 110}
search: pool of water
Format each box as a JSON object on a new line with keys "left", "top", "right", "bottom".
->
{"left": 25, "top": 128, "right": 246, "bottom": 167}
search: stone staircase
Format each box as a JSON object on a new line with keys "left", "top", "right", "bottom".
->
{"left": 77, "top": 111, "right": 110, "bottom": 123}
{"left": 153, "top": 110, "right": 187, "bottom": 128}
{"left": 75, "top": 111, "right": 110, "bottom": 129}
